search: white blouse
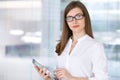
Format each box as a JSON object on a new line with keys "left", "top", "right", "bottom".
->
{"left": 56, "top": 35, "right": 108, "bottom": 80}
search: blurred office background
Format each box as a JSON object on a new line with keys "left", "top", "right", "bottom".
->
{"left": 0, "top": 0, "right": 120, "bottom": 80}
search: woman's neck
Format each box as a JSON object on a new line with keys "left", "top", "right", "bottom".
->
{"left": 72, "top": 32, "right": 86, "bottom": 41}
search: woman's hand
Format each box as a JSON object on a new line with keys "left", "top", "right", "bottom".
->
{"left": 55, "top": 68, "right": 73, "bottom": 80}
{"left": 34, "top": 66, "right": 52, "bottom": 80}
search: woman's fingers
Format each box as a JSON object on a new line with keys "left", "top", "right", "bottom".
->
{"left": 39, "top": 67, "right": 44, "bottom": 74}
{"left": 34, "top": 66, "right": 40, "bottom": 72}
{"left": 41, "top": 68, "right": 47, "bottom": 76}
{"left": 43, "top": 72, "right": 50, "bottom": 79}
{"left": 34, "top": 66, "right": 51, "bottom": 80}
{"left": 55, "top": 70, "right": 63, "bottom": 79}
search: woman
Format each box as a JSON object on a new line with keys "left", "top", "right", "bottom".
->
{"left": 34, "top": 1, "right": 108, "bottom": 80}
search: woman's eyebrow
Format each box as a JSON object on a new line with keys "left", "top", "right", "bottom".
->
{"left": 75, "top": 13, "right": 84, "bottom": 15}
{"left": 67, "top": 12, "right": 83, "bottom": 17}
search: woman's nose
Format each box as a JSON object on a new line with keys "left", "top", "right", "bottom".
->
{"left": 72, "top": 18, "right": 78, "bottom": 23}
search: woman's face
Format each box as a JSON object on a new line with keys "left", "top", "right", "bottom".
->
{"left": 66, "top": 7, "right": 85, "bottom": 34}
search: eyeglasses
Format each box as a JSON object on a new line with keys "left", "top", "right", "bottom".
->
{"left": 66, "top": 14, "right": 84, "bottom": 22}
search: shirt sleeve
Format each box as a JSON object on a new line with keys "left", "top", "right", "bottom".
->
{"left": 88, "top": 43, "right": 109, "bottom": 80}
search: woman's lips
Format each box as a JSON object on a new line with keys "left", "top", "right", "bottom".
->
{"left": 72, "top": 25, "right": 79, "bottom": 28}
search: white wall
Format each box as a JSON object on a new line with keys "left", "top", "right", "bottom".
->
{"left": 0, "top": 45, "right": 5, "bottom": 57}
{"left": 0, "top": 58, "right": 40, "bottom": 80}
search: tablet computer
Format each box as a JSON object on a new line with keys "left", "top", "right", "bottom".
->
{"left": 32, "top": 58, "right": 55, "bottom": 79}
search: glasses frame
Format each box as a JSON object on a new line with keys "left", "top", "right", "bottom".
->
{"left": 66, "top": 13, "right": 85, "bottom": 22}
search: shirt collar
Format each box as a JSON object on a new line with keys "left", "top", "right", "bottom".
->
{"left": 70, "top": 34, "right": 88, "bottom": 42}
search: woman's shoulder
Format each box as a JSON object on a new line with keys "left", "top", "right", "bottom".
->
{"left": 85, "top": 35, "right": 104, "bottom": 48}
{"left": 85, "top": 35, "right": 106, "bottom": 57}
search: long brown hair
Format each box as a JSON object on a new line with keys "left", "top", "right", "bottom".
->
{"left": 55, "top": 1, "right": 94, "bottom": 55}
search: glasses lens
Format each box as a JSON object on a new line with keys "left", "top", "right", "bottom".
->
{"left": 75, "top": 14, "right": 84, "bottom": 20}
{"left": 66, "top": 17, "right": 73, "bottom": 22}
